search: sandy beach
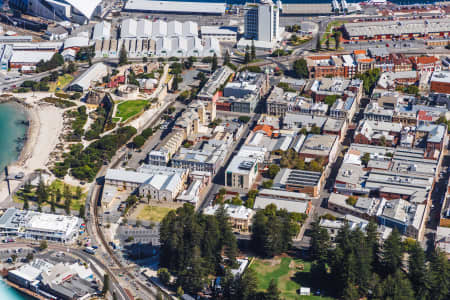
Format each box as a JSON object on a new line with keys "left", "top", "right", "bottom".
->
{"left": 0, "top": 94, "right": 64, "bottom": 204}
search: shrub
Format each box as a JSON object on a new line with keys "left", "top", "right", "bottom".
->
{"left": 346, "top": 196, "right": 358, "bottom": 206}
{"left": 132, "top": 135, "right": 146, "bottom": 148}
{"left": 262, "top": 180, "right": 273, "bottom": 189}
{"left": 268, "top": 164, "right": 280, "bottom": 179}
{"left": 70, "top": 92, "right": 82, "bottom": 100}
{"left": 238, "top": 116, "right": 251, "bottom": 123}
{"left": 157, "top": 268, "right": 171, "bottom": 286}
{"left": 55, "top": 92, "right": 70, "bottom": 99}
{"left": 321, "top": 213, "right": 336, "bottom": 221}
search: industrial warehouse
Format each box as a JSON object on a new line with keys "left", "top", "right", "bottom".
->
{"left": 123, "top": 0, "right": 227, "bottom": 15}
{"left": 343, "top": 17, "right": 450, "bottom": 41}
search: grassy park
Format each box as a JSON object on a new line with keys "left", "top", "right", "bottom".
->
{"left": 49, "top": 74, "right": 74, "bottom": 92}
{"left": 115, "top": 100, "right": 148, "bottom": 122}
{"left": 320, "top": 20, "right": 347, "bottom": 44}
{"left": 250, "top": 256, "right": 335, "bottom": 300}
{"left": 137, "top": 205, "right": 173, "bottom": 222}
{"left": 14, "top": 179, "right": 86, "bottom": 211}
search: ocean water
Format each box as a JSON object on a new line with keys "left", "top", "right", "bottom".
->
{"left": 0, "top": 102, "right": 28, "bottom": 174}
{"left": 131, "top": 0, "right": 448, "bottom": 4}
{"left": 0, "top": 277, "right": 34, "bottom": 300}
{"left": 1, "top": 0, "right": 448, "bottom": 7}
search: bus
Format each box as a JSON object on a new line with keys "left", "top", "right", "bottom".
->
{"left": 84, "top": 247, "right": 96, "bottom": 255}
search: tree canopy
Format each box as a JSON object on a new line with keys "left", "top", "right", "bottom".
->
{"left": 309, "top": 220, "right": 449, "bottom": 299}
{"left": 293, "top": 58, "right": 309, "bottom": 79}
{"left": 159, "top": 204, "right": 238, "bottom": 294}
{"left": 251, "top": 204, "right": 300, "bottom": 257}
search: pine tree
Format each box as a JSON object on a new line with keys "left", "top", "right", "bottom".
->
{"left": 335, "top": 31, "right": 342, "bottom": 50}
{"left": 75, "top": 186, "right": 82, "bottom": 200}
{"left": 56, "top": 188, "right": 62, "bottom": 203}
{"left": 36, "top": 176, "right": 48, "bottom": 205}
{"left": 172, "top": 75, "right": 179, "bottom": 91}
{"left": 63, "top": 184, "right": 71, "bottom": 201}
{"left": 223, "top": 50, "right": 230, "bottom": 66}
{"left": 79, "top": 205, "right": 85, "bottom": 219}
{"left": 382, "top": 228, "right": 403, "bottom": 276}
{"left": 310, "top": 218, "right": 330, "bottom": 262}
{"left": 342, "top": 282, "right": 359, "bottom": 300}
{"left": 353, "top": 229, "right": 372, "bottom": 295}
{"left": 383, "top": 270, "right": 415, "bottom": 300}
{"left": 237, "top": 269, "right": 258, "bottom": 300}
{"left": 23, "top": 198, "right": 29, "bottom": 210}
{"left": 64, "top": 198, "right": 71, "bottom": 215}
{"left": 429, "top": 249, "right": 449, "bottom": 300}
{"left": 67, "top": 61, "right": 77, "bottom": 73}
{"left": 244, "top": 45, "right": 250, "bottom": 64}
{"left": 50, "top": 195, "right": 56, "bottom": 213}
{"left": 251, "top": 39, "right": 256, "bottom": 61}
{"left": 372, "top": 282, "right": 384, "bottom": 300}
{"left": 266, "top": 279, "right": 280, "bottom": 300}
{"left": 102, "top": 274, "right": 109, "bottom": 295}
{"left": 293, "top": 58, "right": 309, "bottom": 79}
{"left": 119, "top": 43, "right": 128, "bottom": 66}
{"left": 212, "top": 53, "right": 218, "bottom": 72}
{"left": 365, "top": 220, "right": 380, "bottom": 270}
{"left": 408, "top": 242, "right": 431, "bottom": 299}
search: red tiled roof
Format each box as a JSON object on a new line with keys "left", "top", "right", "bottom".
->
{"left": 253, "top": 124, "right": 273, "bottom": 137}
{"left": 410, "top": 56, "right": 439, "bottom": 65}
{"left": 353, "top": 49, "right": 366, "bottom": 55}
{"left": 417, "top": 110, "right": 433, "bottom": 122}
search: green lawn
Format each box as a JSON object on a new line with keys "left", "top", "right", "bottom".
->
{"left": 320, "top": 20, "right": 347, "bottom": 43}
{"left": 14, "top": 179, "right": 86, "bottom": 211}
{"left": 250, "top": 257, "right": 335, "bottom": 300}
{"left": 137, "top": 205, "right": 173, "bottom": 223}
{"left": 115, "top": 100, "right": 148, "bottom": 122}
{"left": 49, "top": 74, "right": 74, "bottom": 92}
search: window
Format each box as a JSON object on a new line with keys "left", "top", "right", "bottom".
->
{"left": 226, "top": 172, "right": 232, "bottom": 187}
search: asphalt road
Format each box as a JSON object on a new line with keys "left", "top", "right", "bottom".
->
{"left": 198, "top": 112, "right": 259, "bottom": 211}
{"left": 85, "top": 93, "right": 178, "bottom": 300}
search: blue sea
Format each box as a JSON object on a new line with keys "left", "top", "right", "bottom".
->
{"left": 0, "top": 277, "right": 34, "bottom": 300}
{"left": 0, "top": 102, "right": 28, "bottom": 175}
{"left": 141, "top": 0, "right": 447, "bottom": 3}
{"left": 126, "top": 0, "right": 448, "bottom": 4}
{"left": 1, "top": 0, "right": 449, "bottom": 6}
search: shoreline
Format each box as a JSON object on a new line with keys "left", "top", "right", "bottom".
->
{"left": 0, "top": 92, "right": 65, "bottom": 204}
{"left": 1, "top": 276, "right": 44, "bottom": 300}
{"left": 0, "top": 96, "right": 39, "bottom": 171}
{"left": 16, "top": 104, "right": 40, "bottom": 168}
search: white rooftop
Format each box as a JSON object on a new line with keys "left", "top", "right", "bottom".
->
{"left": 63, "top": 0, "right": 102, "bottom": 19}
{"left": 203, "top": 204, "right": 254, "bottom": 220}
{"left": 254, "top": 196, "right": 309, "bottom": 213}
{"left": 124, "top": 0, "right": 226, "bottom": 14}
{"left": 431, "top": 71, "right": 450, "bottom": 84}
{"left": 10, "top": 51, "right": 54, "bottom": 63}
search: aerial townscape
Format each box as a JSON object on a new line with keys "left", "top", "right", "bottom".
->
{"left": 0, "top": 0, "right": 449, "bottom": 299}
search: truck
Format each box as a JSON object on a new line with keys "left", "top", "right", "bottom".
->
{"left": 84, "top": 247, "right": 96, "bottom": 255}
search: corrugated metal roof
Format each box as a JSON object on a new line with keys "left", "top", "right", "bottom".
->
{"left": 124, "top": 0, "right": 226, "bottom": 14}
